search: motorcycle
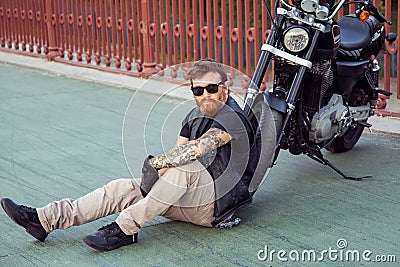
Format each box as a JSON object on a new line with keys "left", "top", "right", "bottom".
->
{"left": 244, "top": 0, "right": 397, "bottom": 191}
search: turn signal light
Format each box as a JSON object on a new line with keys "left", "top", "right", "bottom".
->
{"left": 358, "top": 11, "right": 370, "bottom": 22}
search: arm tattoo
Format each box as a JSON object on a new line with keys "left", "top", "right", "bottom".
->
{"left": 150, "top": 128, "right": 231, "bottom": 169}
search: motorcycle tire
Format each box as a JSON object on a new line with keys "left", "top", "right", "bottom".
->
{"left": 325, "top": 121, "right": 365, "bottom": 153}
{"left": 247, "top": 93, "right": 283, "bottom": 194}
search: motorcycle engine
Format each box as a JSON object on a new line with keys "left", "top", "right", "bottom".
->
{"left": 305, "top": 61, "right": 350, "bottom": 143}
{"left": 303, "top": 61, "right": 333, "bottom": 116}
{"left": 309, "top": 94, "right": 349, "bottom": 142}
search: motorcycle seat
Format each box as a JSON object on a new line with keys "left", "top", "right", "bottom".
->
{"left": 338, "top": 15, "right": 372, "bottom": 50}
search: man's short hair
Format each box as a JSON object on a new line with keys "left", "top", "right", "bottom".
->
{"left": 187, "top": 59, "right": 228, "bottom": 83}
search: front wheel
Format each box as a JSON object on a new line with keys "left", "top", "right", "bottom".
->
{"left": 325, "top": 122, "right": 365, "bottom": 153}
{"left": 247, "top": 93, "right": 284, "bottom": 194}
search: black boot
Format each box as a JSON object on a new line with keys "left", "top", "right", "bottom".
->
{"left": 83, "top": 222, "right": 137, "bottom": 251}
{"left": 1, "top": 198, "right": 48, "bottom": 241}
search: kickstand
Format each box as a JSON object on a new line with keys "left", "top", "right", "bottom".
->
{"left": 306, "top": 150, "right": 372, "bottom": 181}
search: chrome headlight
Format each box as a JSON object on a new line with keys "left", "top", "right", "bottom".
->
{"left": 283, "top": 27, "right": 310, "bottom": 53}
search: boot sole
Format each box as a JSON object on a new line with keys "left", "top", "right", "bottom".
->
{"left": 83, "top": 236, "right": 134, "bottom": 251}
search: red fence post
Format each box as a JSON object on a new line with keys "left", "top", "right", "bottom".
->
{"left": 397, "top": 0, "right": 400, "bottom": 100}
{"left": 45, "top": 0, "right": 59, "bottom": 60}
{"left": 140, "top": 0, "right": 157, "bottom": 76}
{"left": 382, "top": 0, "right": 391, "bottom": 98}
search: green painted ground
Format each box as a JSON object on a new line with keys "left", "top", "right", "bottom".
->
{"left": 0, "top": 63, "right": 399, "bottom": 266}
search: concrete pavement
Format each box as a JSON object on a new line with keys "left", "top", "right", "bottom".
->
{"left": 0, "top": 53, "right": 399, "bottom": 266}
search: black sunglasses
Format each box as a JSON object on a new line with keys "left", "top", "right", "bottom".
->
{"left": 190, "top": 81, "right": 226, "bottom": 96}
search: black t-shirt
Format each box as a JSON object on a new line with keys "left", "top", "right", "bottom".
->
{"left": 179, "top": 96, "right": 255, "bottom": 201}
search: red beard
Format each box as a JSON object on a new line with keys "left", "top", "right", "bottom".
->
{"left": 196, "top": 98, "right": 224, "bottom": 116}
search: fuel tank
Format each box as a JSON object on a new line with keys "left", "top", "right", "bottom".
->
{"left": 312, "top": 22, "right": 341, "bottom": 61}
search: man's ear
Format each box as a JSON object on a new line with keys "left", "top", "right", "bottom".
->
{"left": 223, "top": 81, "right": 230, "bottom": 94}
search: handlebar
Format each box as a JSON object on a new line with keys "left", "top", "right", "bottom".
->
{"left": 368, "top": 4, "right": 392, "bottom": 25}
{"left": 357, "top": 0, "right": 392, "bottom": 25}
{"left": 328, "top": 0, "right": 346, "bottom": 20}
{"left": 278, "top": 0, "right": 392, "bottom": 25}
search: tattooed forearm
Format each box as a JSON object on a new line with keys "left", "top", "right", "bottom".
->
{"left": 149, "top": 128, "right": 231, "bottom": 169}
{"left": 150, "top": 141, "right": 201, "bottom": 169}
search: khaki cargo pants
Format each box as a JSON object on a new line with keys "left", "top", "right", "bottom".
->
{"left": 37, "top": 161, "right": 215, "bottom": 235}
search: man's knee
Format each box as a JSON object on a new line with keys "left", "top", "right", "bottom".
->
{"left": 102, "top": 179, "right": 137, "bottom": 200}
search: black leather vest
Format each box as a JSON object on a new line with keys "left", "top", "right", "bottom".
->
{"left": 184, "top": 96, "right": 256, "bottom": 226}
